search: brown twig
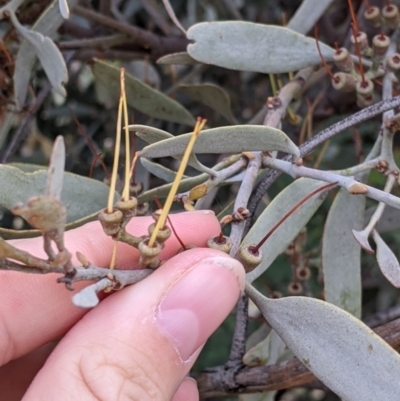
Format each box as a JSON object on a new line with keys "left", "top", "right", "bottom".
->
{"left": 73, "top": 5, "right": 188, "bottom": 58}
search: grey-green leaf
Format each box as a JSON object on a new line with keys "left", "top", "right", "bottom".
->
{"left": 11, "top": 11, "right": 68, "bottom": 99}
{"left": 46, "top": 135, "right": 65, "bottom": 199}
{"left": 245, "top": 178, "right": 329, "bottom": 283}
{"left": 129, "top": 124, "right": 215, "bottom": 174}
{"left": 352, "top": 228, "right": 374, "bottom": 253}
{"left": 138, "top": 174, "right": 207, "bottom": 203}
{"left": 187, "top": 22, "right": 334, "bottom": 73}
{"left": 157, "top": 52, "right": 198, "bottom": 65}
{"left": 179, "top": 83, "right": 237, "bottom": 124}
{"left": 243, "top": 329, "right": 286, "bottom": 367}
{"left": 14, "top": 0, "right": 78, "bottom": 109}
{"left": 91, "top": 59, "right": 195, "bottom": 126}
{"left": 140, "top": 158, "right": 184, "bottom": 183}
{"left": 287, "top": 0, "right": 335, "bottom": 35}
{"left": 0, "top": 164, "right": 117, "bottom": 224}
{"left": 246, "top": 284, "right": 400, "bottom": 401}
{"left": 322, "top": 188, "right": 364, "bottom": 318}
{"left": 58, "top": 0, "right": 70, "bottom": 18}
{"left": 373, "top": 230, "right": 400, "bottom": 288}
{"left": 140, "top": 125, "right": 300, "bottom": 159}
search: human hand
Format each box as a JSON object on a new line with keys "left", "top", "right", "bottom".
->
{"left": 0, "top": 210, "right": 245, "bottom": 401}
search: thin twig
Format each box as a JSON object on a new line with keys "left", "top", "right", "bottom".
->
{"left": 73, "top": 5, "right": 188, "bottom": 57}
{"left": 248, "top": 95, "right": 400, "bottom": 223}
{"left": 262, "top": 157, "right": 400, "bottom": 209}
{"left": 1, "top": 84, "right": 51, "bottom": 163}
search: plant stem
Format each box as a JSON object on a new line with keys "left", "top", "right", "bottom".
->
{"left": 262, "top": 156, "right": 400, "bottom": 209}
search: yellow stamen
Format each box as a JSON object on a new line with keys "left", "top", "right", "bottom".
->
{"left": 129, "top": 152, "right": 139, "bottom": 183}
{"left": 268, "top": 73, "right": 278, "bottom": 96}
{"left": 121, "top": 69, "right": 131, "bottom": 201}
{"left": 148, "top": 118, "right": 207, "bottom": 247}
{"left": 107, "top": 90, "right": 123, "bottom": 214}
{"left": 109, "top": 240, "right": 118, "bottom": 270}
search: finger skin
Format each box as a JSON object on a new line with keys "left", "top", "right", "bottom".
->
{"left": 172, "top": 378, "right": 199, "bottom": 401}
{"left": 0, "top": 211, "right": 220, "bottom": 366}
{"left": 23, "top": 248, "right": 245, "bottom": 401}
{"left": 0, "top": 343, "right": 56, "bottom": 401}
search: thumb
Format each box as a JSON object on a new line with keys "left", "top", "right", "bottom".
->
{"left": 23, "top": 248, "right": 245, "bottom": 401}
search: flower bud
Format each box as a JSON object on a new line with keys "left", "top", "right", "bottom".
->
{"left": 332, "top": 72, "right": 357, "bottom": 92}
{"left": 382, "top": 4, "right": 399, "bottom": 28}
{"left": 136, "top": 202, "right": 149, "bottom": 216}
{"left": 98, "top": 209, "right": 123, "bottom": 236}
{"left": 333, "top": 48, "right": 354, "bottom": 72}
{"left": 364, "top": 6, "right": 381, "bottom": 27}
{"left": 372, "top": 34, "right": 390, "bottom": 60}
{"left": 138, "top": 238, "right": 162, "bottom": 268}
{"left": 236, "top": 244, "right": 263, "bottom": 273}
{"left": 207, "top": 235, "right": 232, "bottom": 254}
{"left": 147, "top": 222, "right": 171, "bottom": 243}
{"left": 287, "top": 281, "right": 303, "bottom": 295}
{"left": 387, "top": 53, "right": 400, "bottom": 72}
{"left": 130, "top": 182, "right": 143, "bottom": 196}
{"left": 350, "top": 31, "right": 369, "bottom": 54}
{"left": 296, "top": 267, "right": 311, "bottom": 281}
{"left": 356, "top": 78, "right": 374, "bottom": 108}
{"left": 115, "top": 197, "right": 137, "bottom": 219}
{"left": 176, "top": 244, "right": 197, "bottom": 254}
{"left": 356, "top": 78, "right": 374, "bottom": 96}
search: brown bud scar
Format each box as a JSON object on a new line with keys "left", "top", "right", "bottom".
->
{"left": 348, "top": 183, "right": 368, "bottom": 194}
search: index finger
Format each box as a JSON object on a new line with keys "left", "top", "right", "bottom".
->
{"left": 0, "top": 210, "right": 220, "bottom": 366}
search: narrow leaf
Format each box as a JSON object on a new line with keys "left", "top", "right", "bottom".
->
{"left": 245, "top": 178, "right": 329, "bottom": 283}
{"left": 14, "top": 0, "right": 78, "bottom": 109}
{"left": 91, "top": 59, "right": 195, "bottom": 126}
{"left": 11, "top": 12, "right": 68, "bottom": 98}
{"left": 140, "top": 125, "right": 300, "bottom": 159}
{"left": 0, "top": 165, "right": 118, "bottom": 224}
{"left": 287, "top": 0, "right": 335, "bottom": 34}
{"left": 352, "top": 228, "right": 374, "bottom": 253}
{"left": 58, "top": 0, "right": 70, "bottom": 19}
{"left": 187, "top": 22, "right": 334, "bottom": 74}
{"left": 243, "top": 329, "right": 286, "bottom": 367}
{"left": 157, "top": 52, "right": 198, "bottom": 65}
{"left": 138, "top": 174, "right": 207, "bottom": 204}
{"left": 46, "top": 135, "right": 65, "bottom": 199}
{"left": 246, "top": 284, "right": 400, "bottom": 401}
{"left": 179, "top": 83, "right": 237, "bottom": 123}
{"left": 373, "top": 230, "right": 400, "bottom": 288}
{"left": 140, "top": 158, "right": 185, "bottom": 183}
{"left": 322, "top": 188, "right": 364, "bottom": 318}
{"left": 130, "top": 124, "right": 215, "bottom": 174}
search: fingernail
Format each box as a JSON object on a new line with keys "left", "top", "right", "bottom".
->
{"left": 186, "top": 210, "right": 215, "bottom": 216}
{"left": 155, "top": 256, "right": 244, "bottom": 361}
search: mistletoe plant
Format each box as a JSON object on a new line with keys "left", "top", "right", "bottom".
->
{"left": 3, "top": 0, "right": 400, "bottom": 400}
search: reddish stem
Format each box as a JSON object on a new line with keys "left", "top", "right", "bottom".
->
{"left": 347, "top": 0, "right": 359, "bottom": 33}
{"left": 363, "top": 0, "right": 371, "bottom": 12}
{"left": 153, "top": 196, "right": 186, "bottom": 250}
{"left": 351, "top": 24, "right": 366, "bottom": 86}
{"left": 314, "top": 25, "right": 338, "bottom": 82}
{"left": 69, "top": 108, "right": 110, "bottom": 178}
{"left": 89, "top": 152, "right": 104, "bottom": 178}
{"left": 334, "top": 41, "right": 340, "bottom": 54}
{"left": 251, "top": 182, "right": 338, "bottom": 253}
